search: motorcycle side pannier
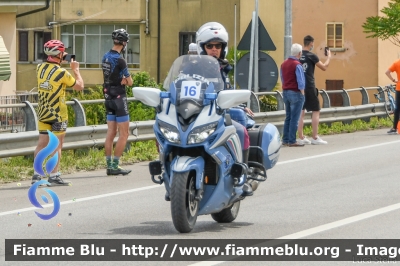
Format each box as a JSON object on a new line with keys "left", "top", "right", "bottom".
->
{"left": 247, "top": 123, "right": 281, "bottom": 170}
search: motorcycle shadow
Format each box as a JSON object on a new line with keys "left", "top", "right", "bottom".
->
{"left": 109, "top": 221, "right": 254, "bottom": 236}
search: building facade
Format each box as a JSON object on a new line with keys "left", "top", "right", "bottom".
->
{"left": 0, "top": 1, "right": 44, "bottom": 96}
{"left": 15, "top": 0, "right": 285, "bottom": 93}
{"left": 292, "top": 0, "right": 396, "bottom": 105}
{"left": 5, "top": 0, "right": 400, "bottom": 106}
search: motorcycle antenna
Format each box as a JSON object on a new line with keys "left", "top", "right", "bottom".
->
{"left": 234, "top": 4, "right": 237, "bottom": 90}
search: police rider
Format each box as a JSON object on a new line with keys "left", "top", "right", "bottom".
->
{"left": 196, "top": 22, "right": 254, "bottom": 197}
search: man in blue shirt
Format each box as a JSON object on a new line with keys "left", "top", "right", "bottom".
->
{"left": 280, "top": 43, "right": 306, "bottom": 147}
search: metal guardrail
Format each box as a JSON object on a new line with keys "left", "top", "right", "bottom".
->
{"left": 0, "top": 121, "right": 155, "bottom": 158}
{"left": 252, "top": 86, "right": 384, "bottom": 111}
{"left": 0, "top": 104, "right": 387, "bottom": 159}
{"left": 0, "top": 86, "right": 389, "bottom": 158}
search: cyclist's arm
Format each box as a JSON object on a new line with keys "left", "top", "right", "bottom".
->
{"left": 385, "top": 69, "right": 397, "bottom": 83}
{"left": 70, "top": 59, "right": 84, "bottom": 91}
{"left": 119, "top": 58, "right": 133, "bottom": 86}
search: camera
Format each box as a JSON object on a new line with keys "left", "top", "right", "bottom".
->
{"left": 324, "top": 47, "right": 329, "bottom": 56}
{"left": 63, "top": 54, "right": 76, "bottom": 62}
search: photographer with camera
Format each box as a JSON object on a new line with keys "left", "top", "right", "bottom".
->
{"left": 297, "top": 35, "right": 331, "bottom": 145}
{"left": 31, "top": 40, "right": 84, "bottom": 186}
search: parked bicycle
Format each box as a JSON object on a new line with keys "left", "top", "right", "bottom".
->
{"left": 374, "top": 84, "right": 396, "bottom": 123}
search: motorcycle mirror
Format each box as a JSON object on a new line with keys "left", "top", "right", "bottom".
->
{"left": 217, "top": 90, "right": 251, "bottom": 109}
{"left": 132, "top": 87, "right": 161, "bottom": 107}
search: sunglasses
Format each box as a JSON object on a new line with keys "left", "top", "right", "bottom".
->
{"left": 205, "top": 43, "right": 222, "bottom": 49}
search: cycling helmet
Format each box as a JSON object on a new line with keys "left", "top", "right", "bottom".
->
{"left": 196, "top": 22, "right": 228, "bottom": 59}
{"left": 44, "top": 40, "right": 65, "bottom": 56}
{"left": 112, "top": 29, "right": 129, "bottom": 43}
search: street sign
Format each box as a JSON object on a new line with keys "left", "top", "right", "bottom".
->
{"left": 236, "top": 51, "right": 278, "bottom": 92}
{"left": 237, "top": 17, "right": 276, "bottom": 51}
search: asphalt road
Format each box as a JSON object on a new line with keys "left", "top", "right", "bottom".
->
{"left": 1, "top": 128, "right": 400, "bottom": 266}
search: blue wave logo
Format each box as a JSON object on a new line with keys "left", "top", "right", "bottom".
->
{"left": 28, "top": 180, "right": 61, "bottom": 220}
{"left": 33, "top": 130, "right": 59, "bottom": 177}
{"left": 28, "top": 130, "right": 60, "bottom": 220}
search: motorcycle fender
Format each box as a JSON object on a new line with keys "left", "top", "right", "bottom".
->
{"left": 170, "top": 156, "right": 205, "bottom": 190}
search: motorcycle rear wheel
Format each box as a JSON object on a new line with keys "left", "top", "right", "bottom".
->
{"left": 211, "top": 201, "right": 241, "bottom": 223}
{"left": 171, "top": 171, "right": 198, "bottom": 233}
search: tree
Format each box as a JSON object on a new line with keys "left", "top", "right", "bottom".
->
{"left": 362, "top": 0, "right": 400, "bottom": 47}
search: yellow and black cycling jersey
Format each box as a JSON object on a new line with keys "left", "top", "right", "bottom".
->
{"left": 36, "top": 62, "right": 76, "bottom": 123}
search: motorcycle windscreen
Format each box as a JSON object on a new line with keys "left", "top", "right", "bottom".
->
{"left": 163, "top": 55, "right": 224, "bottom": 92}
{"left": 164, "top": 55, "right": 224, "bottom": 122}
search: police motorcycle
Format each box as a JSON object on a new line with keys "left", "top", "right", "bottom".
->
{"left": 132, "top": 55, "right": 281, "bottom": 233}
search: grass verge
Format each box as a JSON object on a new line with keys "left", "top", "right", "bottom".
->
{"left": 0, "top": 140, "right": 158, "bottom": 183}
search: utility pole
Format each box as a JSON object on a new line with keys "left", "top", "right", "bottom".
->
{"left": 254, "top": 0, "right": 259, "bottom": 93}
{"left": 284, "top": 0, "right": 292, "bottom": 60}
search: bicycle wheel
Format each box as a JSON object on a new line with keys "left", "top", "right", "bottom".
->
{"left": 384, "top": 100, "right": 394, "bottom": 123}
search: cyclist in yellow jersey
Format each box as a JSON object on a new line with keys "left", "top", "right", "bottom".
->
{"left": 31, "top": 40, "right": 84, "bottom": 185}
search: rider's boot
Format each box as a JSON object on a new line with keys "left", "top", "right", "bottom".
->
{"left": 242, "top": 148, "right": 249, "bottom": 166}
{"left": 165, "top": 191, "right": 171, "bottom": 201}
{"left": 241, "top": 148, "right": 253, "bottom": 197}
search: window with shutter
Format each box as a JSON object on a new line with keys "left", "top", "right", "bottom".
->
{"left": 326, "top": 23, "right": 344, "bottom": 49}
{"left": 19, "top": 31, "right": 28, "bottom": 62}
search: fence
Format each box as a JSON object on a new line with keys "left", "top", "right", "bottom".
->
{"left": 0, "top": 89, "right": 38, "bottom": 133}
{"left": 250, "top": 86, "right": 388, "bottom": 112}
{"left": 0, "top": 85, "right": 390, "bottom": 158}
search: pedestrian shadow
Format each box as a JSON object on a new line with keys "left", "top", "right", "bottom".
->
{"left": 0, "top": 184, "right": 30, "bottom": 191}
{"left": 108, "top": 220, "right": 254, "bottom": 236}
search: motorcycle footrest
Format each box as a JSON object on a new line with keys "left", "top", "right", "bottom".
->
{"left": 246, "top": 176, "right": 267, "bottom": 182}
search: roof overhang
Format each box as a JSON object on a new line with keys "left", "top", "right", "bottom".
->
{"left": 0, "top": 0, "right": 47, "bottom": 6}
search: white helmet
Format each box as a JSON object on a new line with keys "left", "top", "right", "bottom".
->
{"left": 196, "top": 22, "right": 228, "bottom": 59}
{"left": 188, "top": 43, "right": 198, "bottom": 54}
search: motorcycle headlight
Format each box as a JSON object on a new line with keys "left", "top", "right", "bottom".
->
{"left": 159, "top": 121, "right": 180, "bottom": 144}
{"left": 188, "top": 122, "right": 218, "bottom": 144}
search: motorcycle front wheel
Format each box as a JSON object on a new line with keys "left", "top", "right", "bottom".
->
{"left": 171, "top": 171, "right": 198, "bottom": 233}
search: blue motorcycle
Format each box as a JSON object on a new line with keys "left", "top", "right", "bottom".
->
{"left": 133, "top": 55, "right": 281, "bottom": 233}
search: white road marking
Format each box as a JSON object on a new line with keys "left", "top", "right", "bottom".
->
{"left": 1, "top": 138, "right": 400, "bottom": 265}
{"left": 277, "top": 139, "right": 400, "bottom": 165}
{"left": 189, "top": 140, "right": 400, "bottom": 266}
{"left": 2, "top": 140, "right": 400, "bottom": 217}
{"left": 189, "top": 202, "right": 400, "bottom": 266}
{"left": 1, "top": 143, "right": 399, "bottom": 215}
{"left": 0, "top": 185, "right": 161, "bottom": 217}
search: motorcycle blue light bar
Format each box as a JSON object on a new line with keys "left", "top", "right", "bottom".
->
{"left": 160, "top": 92, "right": 171, "bottom": 99}
{"left": 205, "top": 93, "right": 217, "bottom": 100}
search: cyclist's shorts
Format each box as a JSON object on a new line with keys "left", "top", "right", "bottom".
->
{"left": 105, "top": 97, "right": 130, "bottom": 121}
{"left": 38, "top": 120, "right": 68, "bottom": 135}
